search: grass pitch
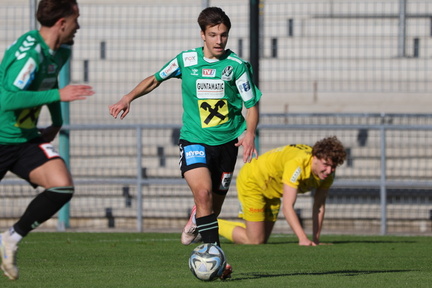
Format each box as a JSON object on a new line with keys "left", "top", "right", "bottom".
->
{"left": 1, "top": 232, "right": 431, "bottom": 287}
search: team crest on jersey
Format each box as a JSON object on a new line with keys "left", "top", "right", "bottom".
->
{"left": 198, "top": 99, "right": 229, "bottom": 128}
{"left": 221, "top": 65, "right": 233, "bottom": 81}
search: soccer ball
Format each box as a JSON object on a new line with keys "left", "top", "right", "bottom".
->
{"left": 188, "top": 243, "right": 226, "bottom": 281}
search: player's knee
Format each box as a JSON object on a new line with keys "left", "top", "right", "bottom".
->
{"left": 45, "top": 186, "right": 74, "bottom": 206}
{"left": 248, "top": 240, "right": 266, "bottom": 245}
{"left": 246, "top": 236, "right": 267, "bottom": 245}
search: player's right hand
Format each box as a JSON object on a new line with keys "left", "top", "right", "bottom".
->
{"left": 108, "top": 97, "right": 130, "bottom": 119}
{"left": 59, "top": 85, "right": 94, "bottom": 102}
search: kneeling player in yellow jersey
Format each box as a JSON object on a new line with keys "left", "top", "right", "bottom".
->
{"left": 219, "top": 136, "right": 346, "bottom": 246}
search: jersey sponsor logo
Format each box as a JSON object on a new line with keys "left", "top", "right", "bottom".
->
{"left": 184, "top": 144, "right": 206, "bottom": 165}
{"left": 202, "top": 69, "right": 216, "bottom": 77}
{"left": 191, "top": 68, "right": 199, "bottom": 76}
{"left": 159, "top": 59, "right": 179, "bottom": 79}
{"left": 14, "top": 107, "right": 41, "bottom": 129}
{"left": 221, "top": 65, "right": 233, "bottom": 81}
{"left": 249, "top": 207, "right": 265, "bottom": 213}
{"left": 290, "top": 167, "right": 302, "bottom": 183}
{"left": 47, "top": 64, "right": 57, "bottom": 74}
{"left": 39, "top": 143, "right": 60, "bottom": 159}
{"left": 13, "top": 57, "right": 36, "bottom": 90}
{"left": 183, "top": 52, "right": 198, "bottom": 67}
{"left": 219, "top": 172, "right": 233, "bottom": 191}
{"left": 39, "top": 78, "right": 57, "bottom": 91}
{"left": 196, "top": 79, "right": 224, "bottom": 99}
{"left": 14, "top": 35, "right": 36, "bottom": 60}
{"left": 198, "top": 99, "right": 228, "bottom": 127}
{"left": 235, "top": 72, "right": 253, "bottom": 102}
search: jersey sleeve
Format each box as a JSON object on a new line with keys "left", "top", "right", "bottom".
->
{"left": 47, "top": 101, "right": 63, "bottom": 127}
{"left": 0, "top": 50, "right": 60, "bottom": 112}
{"left": 235, "top": 61, "right": 261, "bottom": 109}
{"left": 281, "top": 158, "right": 303, "bottom": 189}
{"left": 154, "top": 55, "right": 182, "bottom": 82}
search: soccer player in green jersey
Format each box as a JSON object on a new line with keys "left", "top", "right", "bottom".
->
{"left": 0, "top": 0, "right": 93, "bottom": 280}
{"left": 109, "top": 7, "right": 261, "bottom": 279}
{"left": 218, "top": 136, "right": 346, "bottom": 246}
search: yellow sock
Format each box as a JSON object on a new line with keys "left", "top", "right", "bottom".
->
{"left": 218, "top": 219, "right": 246, "bottom": 242}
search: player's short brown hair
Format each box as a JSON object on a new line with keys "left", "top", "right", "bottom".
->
{"left": 312, "top": 136, "right": 346, "bottom": 166}
{"left": 197, "top": 7, "right": 231, "bottom": 32}
{"left": 36, "top": 0, "right": 78, "bottom": 27}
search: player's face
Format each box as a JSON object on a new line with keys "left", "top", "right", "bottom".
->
{"left": 311, "top": 156, "right": 336, "bottom": 180}
{"left": 61, "top": 4, "right": 80, "bottom": 45}
{"left": 201, "top": 24, "right": 229, "bottom": 59}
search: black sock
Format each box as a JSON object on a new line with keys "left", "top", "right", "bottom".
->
{"left": 14, "top": 187, "right": 74, "bottom": 236}
{"left": 196, "top": 213, "right": 220, "bottom": 247}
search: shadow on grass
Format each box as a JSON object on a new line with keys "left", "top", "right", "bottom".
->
{"left": 230, "top": 269, "right": 413, "bottom": 281}
{"left": 266, "top": 240, "right": 416, "bottom": 245}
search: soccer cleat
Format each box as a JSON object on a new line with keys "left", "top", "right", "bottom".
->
{"left": 0, "top": 231, "right": 19, "bottom": 280}
{"left": 193, "top": 232, "right": 203, "bottom": 244}
{"left": 220, "top": 263, "right": 232, "bottom": 280}
{"left": 181, "top": 205, "right": 200, "bottom": 245}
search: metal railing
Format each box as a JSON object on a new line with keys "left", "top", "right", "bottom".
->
{"left": 2, "top": 114, "right": 432, "bottom": 234}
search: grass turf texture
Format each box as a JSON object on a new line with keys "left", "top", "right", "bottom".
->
{"left": 1, "top": 233, "right": 431, "bottom": 287}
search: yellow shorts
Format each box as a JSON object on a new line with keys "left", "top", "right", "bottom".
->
{"left": 236, "top": 167, "right": 281, "bottom": 222}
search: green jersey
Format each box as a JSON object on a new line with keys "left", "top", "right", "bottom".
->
{"left": 0, "top": 30, "right": 69, "bottom": 144}
{"left": 154, "top": 47, "right": 261, "bottom": 146}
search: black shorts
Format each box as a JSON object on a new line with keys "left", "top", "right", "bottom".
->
{"left": 0, "top": 138, "right": 63, "bottom": 187}
{"left": 179, "top": 139, "right": 239, "bottom": 196}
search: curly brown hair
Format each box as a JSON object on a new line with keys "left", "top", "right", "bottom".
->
{"left": 312, "top": 136, "right": 346, "bottom": 166}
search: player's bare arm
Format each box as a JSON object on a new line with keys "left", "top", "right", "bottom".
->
{"left": 59, "top": 84, "right": 94, "bottom": 102}
{"left": 312, "top": 188, "right": 329, "bottom": 245}
{"left": 282, "top": 184, "right": 316, "bottom": 246}
{"left": 235, "top": 104, "right": 259, "bottom": 163}
{"left": 109, "top": 75, "right": 160, "bottom": 119}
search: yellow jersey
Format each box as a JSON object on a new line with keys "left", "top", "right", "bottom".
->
{"left": 238, "top": 144, "right": 334, "bottom": 199}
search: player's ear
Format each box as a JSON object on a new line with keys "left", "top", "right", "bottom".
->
{"left": 56, "top": 18, "right": 67, "bottom": 31}
{"left": 200, "top": 30, "right": 206, "bottom": 42}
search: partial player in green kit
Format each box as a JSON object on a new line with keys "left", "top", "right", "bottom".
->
{"left": 0, "top": 0, "right": 94, "bottom": 280}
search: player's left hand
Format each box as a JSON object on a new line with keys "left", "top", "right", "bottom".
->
{"left": 235, "top": 133, "right": 258, "bottom": 163}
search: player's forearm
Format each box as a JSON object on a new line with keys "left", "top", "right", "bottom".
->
{"left": 0, "top": 87, "right": 60, "bottom": 111}
{"left": 284, "top": 206, "right": 309, "bottom": 242}
{"left": 125, "top": 75, "right": 160, "bottom": 102}
{"left": 245, "top": 105, "right": 259, "bottom": 137}
{"left": 312, "top": 205, "right": 325, "bottom": 243}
